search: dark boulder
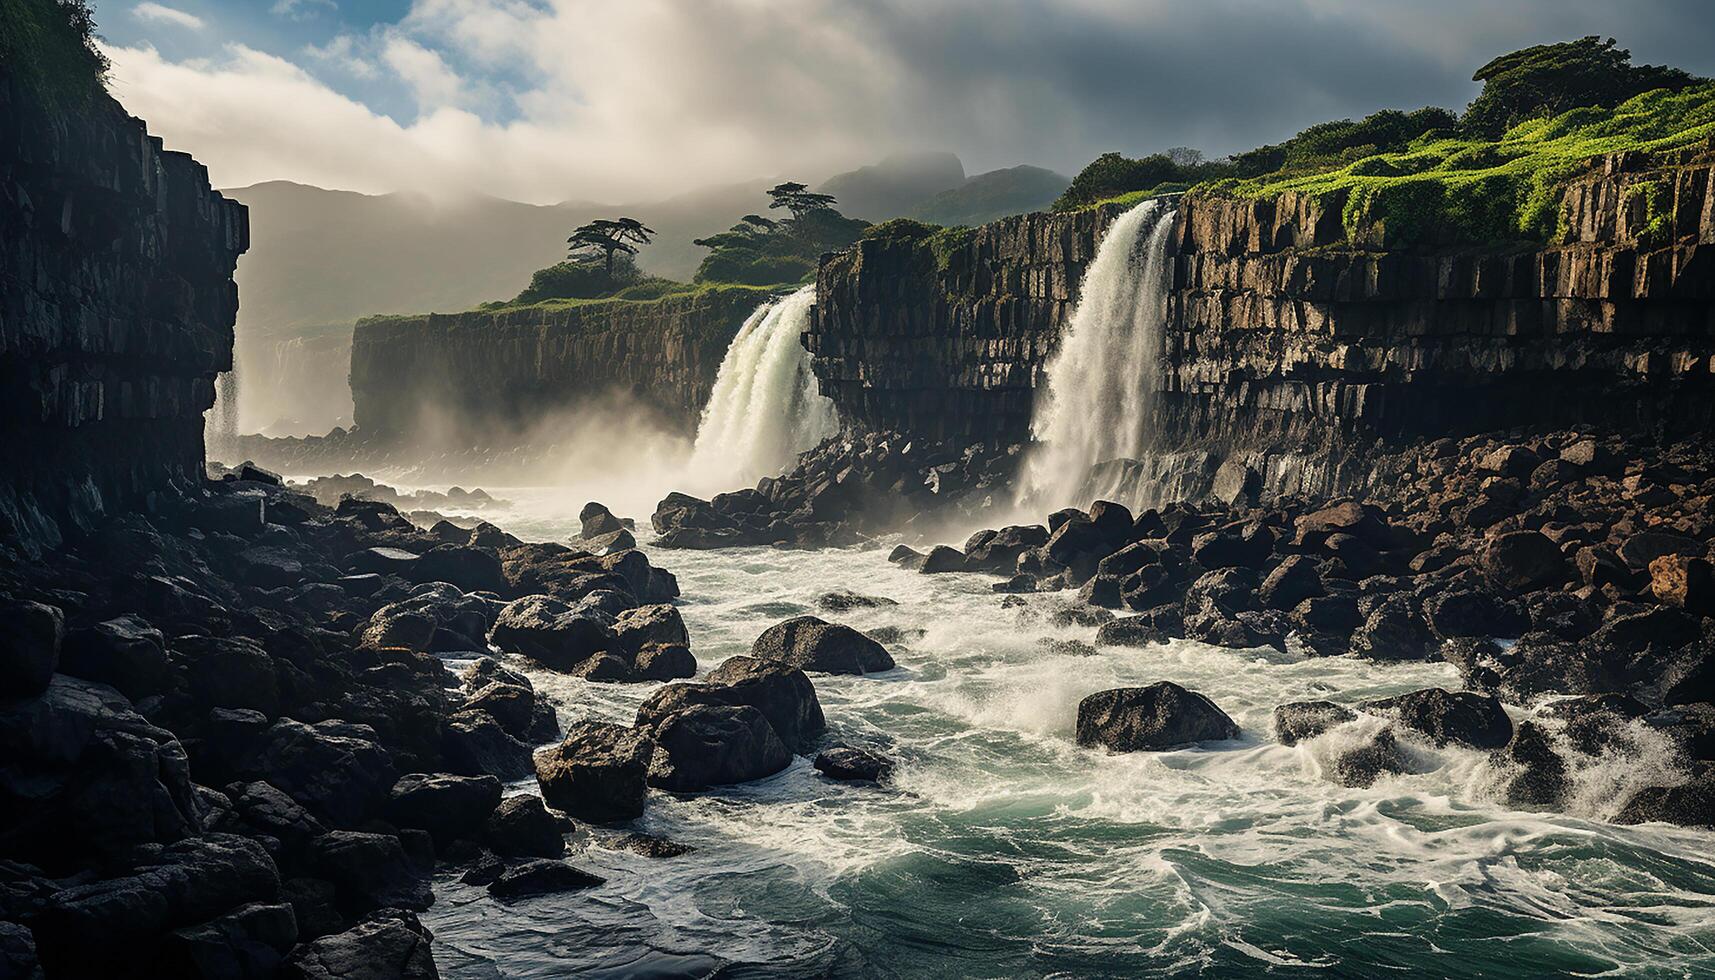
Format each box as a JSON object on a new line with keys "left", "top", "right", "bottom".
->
{"left": 634, "top": 642, "right": 697, "bottom": 681}
{"left": 280, "top": 909, "right": 438, "bottom": 980}
{"left": 920, "top": 545, "right": 967, "bottom": 574}
{"left": 482, "top": 795, "right": 568, "bottom": 859}
{"left": 751, "top": 616, "right": 894, "bottom": 675}
{"left": 1649, "top": 555, "right": 1715, "bottom": 616}
{"left": 1616, "top": 775, "right": 1715, "bottom": 829}
{"left": 1075, "top": 683, "right": 1240, "bottom": 751}
{"left": 1480, "top": 531, "right": 1568, "bottom": 592}
{"left": 59, "top": 614, "right": 170, "bottom": 699}
{"left": 409, "top": 545, "right": 508, "bottom": 595}
{"left": 1328, "top": 727, "right": 1408, "bottom": 788}
{"left": 1359, "top": 689, "right": 1512, "bottom": 749}
{"left": 611, "top": 604, "right": 689, "bottom": 656}
{"left": 489, "top": 595, "right": 617, "bottom": 671}
{"left": 0, "top": 599, "right": 62, "bottom": 700}
{"left": 1259, "top": 556, "right": 1323, "bottom": 611}
{"left": 1348, "top": 596, "right": 1434, "bottom": 661}
{"left": 533, "top": 722, "right": 653, "bottom": 822}
{"left": 964, "top": 525, "right": 1050, "bottom": 573}
{"left": 1093, "top": 617, "right": 1167, "bottom": 649}
{"left": 816, "top": 590, "right": 899, "bottom": 612}
{"left": 1273, "top": 700, "right": 1356, "bottom": 746}
{"left": 155, "top": 901, "right": 298, "bottom": 980}
{"left": 1190, "top": 523, "right": 1275, "bottom": 570}
{"left": 1491, "top": 721, "right": 1568, "bottom": 807}
{"left": 487, "top": 859, "right": 605, "bottom": 899}
{"left": 813, "top": 746, "right": 895, "bottom": 783}
{"left": 442, "top": 709, "right": 532, "bottom": 781}
{"left": 637, "top": 657, "right": 825, "bottom": 752}
{"left": 307, "top": 830, "right": 431, "bottom": 914}
{"left": 251, "top": 719, "right": 398, "bottom": 826}
{"left": 646, "top": 705, "right": 791, "bottom": 791}
{"left": 385, "top": 773, "right": 502, "bottom": 847}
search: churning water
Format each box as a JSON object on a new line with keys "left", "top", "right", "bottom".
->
{"left": 1018, "top": 199, "right": 1177, "bottom": 512}
{"left": 686, "top": 286, "right": 838, "bottom": 493}
{"left": 420, "top": 494, "right": 1715, "bottom": 978}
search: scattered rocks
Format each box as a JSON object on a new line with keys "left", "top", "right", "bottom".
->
{"left": 814, "top": 746, "right": 895, "bottom": 782}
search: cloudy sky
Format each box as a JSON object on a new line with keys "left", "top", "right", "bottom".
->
{"left": 94, "top": 0, "right": 1715, "bottom": 204}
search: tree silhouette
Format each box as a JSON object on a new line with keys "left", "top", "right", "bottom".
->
{"left": 567, "top": 217, "right": 656, "bottom": 284}
{"left": 766, "top": 182, "right": 837, "bottom": 221}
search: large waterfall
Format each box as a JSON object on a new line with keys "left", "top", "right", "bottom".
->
{"left": 1016, "top": 199, "right": 1177, "bottom": 509}
{"left": 687, "top": 285, "right": 838, "bottom": 490}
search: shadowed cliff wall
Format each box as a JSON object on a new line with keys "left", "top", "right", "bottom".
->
{"left": 0, "top": 74, "right": 249, "bottom": 555}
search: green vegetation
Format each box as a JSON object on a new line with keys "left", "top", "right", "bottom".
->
{"left": 860, "top": 218, "right": 975, "bottom": 271}
{"left": 0, "top": 0, "right": 109, "bottom": 108}
{"left": 910, "top": 165, "right": 1069, "bottom": 227}
{"left": 453, "top": 281, "right": 778, "bottom": 317}
{"left": 1057, "top": 38, "right": 1712, "bottom": 249}
{"left": 689, "top": 182, "right": 868, "bottom": 286}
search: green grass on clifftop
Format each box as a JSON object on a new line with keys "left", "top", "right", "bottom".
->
{"left": 1190, "top": 83, "right": 1715, "bottom": 247}
{"left": 361, "top": 282, "right": 780, "bottom": 324}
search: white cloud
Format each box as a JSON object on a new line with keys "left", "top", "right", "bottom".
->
{"left": 102, "top": 0, "right": 1715, "bottom": 204}
{"left": 271, "top": 0, "right": 337, "bottom": 19}
{"left": 132, "top": 2, "right": 205, "bottom": 31}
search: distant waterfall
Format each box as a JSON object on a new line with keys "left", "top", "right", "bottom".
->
{"left": 1017, "top": 199, "right": 1177, "bottom": 509}
{"left": 688, "top": 285, "right": 838, "bottom": 489}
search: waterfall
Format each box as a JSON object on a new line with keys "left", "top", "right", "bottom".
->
{"left": 206, "top": 370, "right": 240, "bottom": 460}
{"left": 1016, "top": 199, "right": 1177, "bottom": 510}
{"left": 687, "top": 285, "right": 838, "bottom": 490}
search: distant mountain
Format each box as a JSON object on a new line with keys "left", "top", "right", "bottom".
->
{"left": 910, "top": 165, "right": 1071, "bottom": 227}
{"left": 816, "top": 151, "right": 967, "bottom": 222}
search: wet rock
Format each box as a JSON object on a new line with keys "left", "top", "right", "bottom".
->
{"left": 57, "top": 613, "right": 169, "bottom": 699}
{"left": 646, "top": 704, "right": 791, "bottom": 791}
{"left": 888, "top": 546, "right": 927, "bottom": 571}
{"left": 585, "top": 528, "right": 637, "bottom": 554}
{"left": 1097, "top": 541, "right": 1162, "bottom": 580}
{"left": 1293, "top": 502, "right": 1389, "bottom": 549}
{"left": 1649, "top": 555, "right": 1715, "bottom": 616}
{"left": 487, "top": 859, "right": 605, "bottom": 899}
{"left": 32, "top": 835, "right": 280, "bottom": 976}
{"left": 634, "top": 642, "right": 697, "bottom": 681}
{"left": 385, "top": 773, "right": 502, "bottom": 847}
{"left": 609, "top": 832, "right": 694, "bottom": 858}
{"left": 920, "top": 545, "right": 968, "bottom": 574}
{"left": 156, "top": 901, "right": 298, "bottom": 980}
{"left": 1618, "top": 532, "right": 1701, "bottom": 571}
{"left": 1039, "top": 637, "right": 1097, "bottom": 657}
{"left": 1079, "top": 574, "right": 1125, "bottom": 608}
{"left": 1616, "top": 775, "right": 1715, "bottom": 829}
{"left": 1259, "top": 556, "right": 1324, "bottom": 611}
{"left": 1491, "top": 721, "right": 1568, "bottom": 807}
{"left": 533, "top": 721, "right": 653, "bottom": 822}
{"left": 581, "top": 501, "right": 630, "bottom": 539}
{"left": 224, "top": 780, "right": 327, "bottom": 855}
{"left": 1273, "top": 700, "right": 1356, "bottom": 746}
{"left": 307, "top": 830, "right": 431, "bottom": 914}
{"left": 816, "top": 591, "right": 899, "bottom": 612}
{"left": 442, "top": 709, "right": 533, "bottom": 781}
{"left": 0, "top": 599, "right": 62, "bottom": 700}
{"left": 171, "top": 635, "right": 282, "bottom": 714}
{"left": 461, "top": 682, "right": 539, "bottom": 742}
{"left": 1359, "top": 689, "right": 1512, "bottom": 749}
{"left": 0, "top": 922, "right": 35, "bottom": 980}
{"left": 252, "top": 719, "right": 398, "bottom": 827}
{"left": 409, "top": 545, "right": 508, "bottom": 595}
{"left": 1423, "top": 590, "right": 1528, "bottom": 639}
{"left": 1329, "top": 727, "right": 1408, "bottom": 788}
{"left": 611, "top": 604, "right": 689, "bottom": 656}
{"left": 1075, "top": 682, "right": 1240, "bottom": 751}
{"left": 1093, "top": 616, "right": 1166, "bottom": 649}
{"left": 637, "top": 656, "right": 825, "bottom": 752}
{"left": 279, "top": 878, "right": 342, "bottom": 942}
{"left": 568, "top": 652, "right": 635, "bottom": 682}
{"left": 1293, "top": 593, "right": 1361, "bottom": 633}
{"left": 0, "top": 675, "right": 202, "bottom": 868}
{"left": 1190, "top": 523, "right": 1275, "bottom": 570}
{"left": 814, "top": 746, "right": 895, "bottom": 782}
{"left": 1481, "top": 531, "right": 1568, "bottom": 592}
{"left": 1348, "top": 596, "right": 1434, "bottom": 661}
{"left": 281, "top": 908, "right": 438, "bottom": 980}
{"left": 489, "top": 595, "right": 617, "bottom": 671}
{"left": 1542, "top": 693, "right": 1649, "bottom": 755}
{"left": 483, "top": 795, "right": 569, "bottom": 859}
{"left": 751, "top": 616, "right": 894, "bottom": 675}
{"left": 963, "top": 525, "right": 1050, "bottom": 573}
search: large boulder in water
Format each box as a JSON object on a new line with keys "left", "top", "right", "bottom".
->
{"left": 646, "top": 704, "right": 791, "bottom": 791}
{"left": 751, "top": 616, "right": 893, "bottom": 675}
{"left": 385, "top": 773, "right": 502, "bottom": 847}
{"left": 1616, "top": 775, "right": 1715, "bottom": 828}
{"left": 611, "top": 603, "right": 689, "bottom": 655}
{"left": 636, "top": 656, "right": 825, "bottom": 752}
{"left": 281, "top": 909, "right": 438, "bottom": 980}
{"left": 533, "top": 721, "right": 653, "bottom": 822}
{"left": 1076, "top": 682, "right": 1240, "bottom": 751}
{"left": 489, "top": 594, "right": 617, "bottom": 670}
{"left": 1273, "top": 700, "right": 1356, "bottom": 746}
{"left": 1358, "top": 688, "right": 1512, "bottom": 749}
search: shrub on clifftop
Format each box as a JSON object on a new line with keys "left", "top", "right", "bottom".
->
{"left": 0, "top": 0, "right": 110, "bottom": 108}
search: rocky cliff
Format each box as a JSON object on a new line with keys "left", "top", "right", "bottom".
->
{"left": 348, "top": 288, "right": 767, "bottom": 442}
{"left": 806, "top": 207, "right": 1121, "bottom": 443}
{"left": 0, "top": 75, "right": 249, "bottom": 555}
{"left": 809, "top": 147, "right": 1715, "bottom": 499}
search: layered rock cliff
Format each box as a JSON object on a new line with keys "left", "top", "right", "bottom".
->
{"left": 808, "top": 147, "right": 1715, "bottom": 500}
{"left": 348, "top": 288, "right": 767, "bottom": 442}
{"left": 0, "top": 75, "right": 249, "bottom": 555}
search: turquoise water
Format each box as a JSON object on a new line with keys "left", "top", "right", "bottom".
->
{"left": 417, "top": 492, "right": 1715, "bottom": 978}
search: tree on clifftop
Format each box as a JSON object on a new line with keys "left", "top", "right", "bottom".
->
{"left": 767, "top": 182, "right": 838, "bottom": 220}
{"left": 1463, "top": 36, "right": 1699, "bottom": 137}
{"left": 566, "top": 217, "right": 656, "bottom": 285}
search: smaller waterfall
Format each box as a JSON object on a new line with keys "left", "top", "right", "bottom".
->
{"left": 206, "top": 370, "right": 240, "bottom": 461}
{"left": 1017, "top": 199, "right": 1177, "bottom": 510}
{"left": 687, "top": 285, "right": 837, "bottom": 490}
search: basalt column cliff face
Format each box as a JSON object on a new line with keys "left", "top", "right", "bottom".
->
{"left": 809, "top": 148, "right": 1715, "bottom": 498}
{"left": 805, "top": 207, "right": 1122, "bottom": 443}
{"left": 348, "top": 289, "right": 765, "bottom": 443}
{"left": 0, "top": 76, "right": 249, "bottom": 555}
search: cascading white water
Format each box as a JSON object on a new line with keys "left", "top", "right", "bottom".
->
{"left": 1017, "top": 199, "right": 1177, "bottom": 510}
{"left": 687, "top": 285, "right": 837, "bottom": 490}
{"left": 206, "top": 370, "right": 240, "bottom": 459}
